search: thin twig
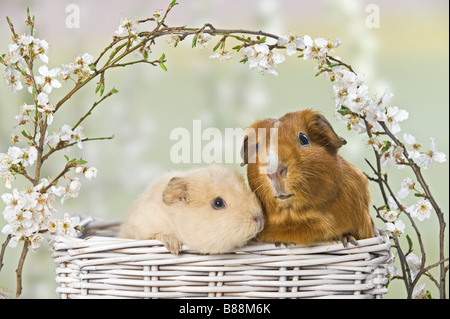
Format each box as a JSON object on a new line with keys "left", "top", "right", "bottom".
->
{"left": 0, "top": 235, "right": 11, "bottom": 272}
{"left": 15, "top": 239, "right": 29, "bottom": 298}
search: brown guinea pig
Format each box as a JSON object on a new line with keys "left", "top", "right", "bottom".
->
{"left": 119, "top": 164, "right": 264, "bottom": 255}
{"left": 241, "top": 109, "right": 375, "bottom": 246}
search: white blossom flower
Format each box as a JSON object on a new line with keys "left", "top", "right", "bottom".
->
{"left": 383, "top": 210, "right": 398, "bottom": 222}
{"left": 403, "top": 133, "right": 422, "bottom": 162}
{"left": 47, "top": 219, "right": 58, "bottom": 233}
{"left": 59, "top": 124, "right": 87, "bottom": 149}
{"left": 209, "top": 51, "right": 233, "bottom": 61}
{"left": 152, "top": 9, "right": 163, "bottom": 23}
{"left": 385, "top": 106, "right": 409, "bottom": 134}
{"left": 13, "top": 103, "right": 35, "bottom": 128}
{"left": 3, "top": 146, "right": 24, "bottom": 166}
{"left": 374, "top": 89, "right": 394, "bottom": 109}
{"left": 61, "top": 53, "right": 94, "bottom": 81}
{"left": 83, "top": 167, "right": 98, "bottom": 181}
{"left": 277, "top": 33, "right": 305, "bottom": 56}
{"left": 406, "top": 253, "right": 422, "bottom": 281}
{"left": 345, "top": 84, "right": 371, "bottom": 114}
{"left": 386, "top": 265, "right": 399, "bottom": 280}
{"left": 1, "top": 226, "right": 22, "bottom": 248}
{"left": 115, "top": 17, "right": 136, "bottom": 36}
{"left": 32, "top": 38, "right": 49, "bottom": 64}
{"left": 50, "top": 185, "right": 66, "bottom": 197}
{"left": 21, "top": 146, "right": 37, "bottom": 167}
{"left": 416, "top": 137, "right": 447, "bottom": 169}
{"left": 365, "top": 104, "right": 387, "bottom": 131}
{"left": 195, "top": 32, "right": 213, "bottom": 49}
{"left": 61, "top": 178, "right": 81, "bottom": 203}
{"left": 381, "top": 144, "right": 406, "bottom": 168}
{"left": 3, "top": 43, "right": 23, "bottom": 66}
{"left": 385, "top": 219, "right": 405, "bottom": 237}
{"left": 58, "top": 213, "right": 79, "bottom": 237}
{"left": 0, "top": 170, "right": 15, "bottom": 189}
{"left": 30, "top": 233, "right": 43, "bottom": 250}
{"left": 244, "top": 43, "right": 285, "bottom": 76}
{"left": 302, "top": 35, "right": 340, "bottom": 61}
{"left": 366, "top": 136, "right": 384, "bottom": 153}
{"left": 36, "top": 92, "right": 55, "bottom": 125}
{"left": 17, "top": 33, "right": 33, "bottom": 47}
{"left": 2, "top": 189, "right": 24, "bottom": 217}
{"left": 412, "top": 284, "right": 428, "bottom": 299}
{"left": 166, "top": 34, "right": 181, "bottom": 47}
{"left": 408, "top": 199, "right": 432, "bottom": 222}
{"left": 334, "top": 67, "right": 366, "bottom": 89}
{"left": 4, "top": 68, "right": 23, "bottom": 93}
{"left": 397, "top": 177, "right": 415, "bottom": 199}
{"left": 35, "top": 65, "right": 62, "bottom": 94}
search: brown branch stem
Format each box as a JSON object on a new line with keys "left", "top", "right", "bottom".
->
{"left": 15, "top": 239, "right": 29, "bottom": 298}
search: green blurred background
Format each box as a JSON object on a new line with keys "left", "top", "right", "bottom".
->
{"left": 0, "top": 0, "right": 448, "bottom": 299}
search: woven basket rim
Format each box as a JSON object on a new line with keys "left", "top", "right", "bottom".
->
{"left": 50, "top": 219, "right": 392, "bottom": 299}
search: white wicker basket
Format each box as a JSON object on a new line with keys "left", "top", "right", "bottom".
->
{"left": 50, "top": 218, "right": 392, "bottom": 299}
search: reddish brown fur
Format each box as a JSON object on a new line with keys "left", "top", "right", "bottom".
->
{"left": 242, "top": 110, "right": 375, "bottom": 245}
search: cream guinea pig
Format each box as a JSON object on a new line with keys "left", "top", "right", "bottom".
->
{"left": 119, "top": 165, "right": 264, "bottom": 255}
{"left": 241, "top": 109, "right": 375, "bottom": 246}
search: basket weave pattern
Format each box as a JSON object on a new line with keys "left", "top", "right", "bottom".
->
{"left": 50, "top": 223, "right": 391, "bottom": 299}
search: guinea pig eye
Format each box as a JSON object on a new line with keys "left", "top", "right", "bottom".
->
{"left": 297, "top": 132, "right": 310, "bottom": 147}
{"left": 211, "top": 197, "right": 227, "bottom": 210}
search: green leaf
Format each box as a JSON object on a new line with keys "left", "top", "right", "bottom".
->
{"left": 111, "top": 87, "right": 119, "bottom": 94}
{"left": 406, "top": 234, "right": 413, "bottom": 253}
{"left": 212, "top": 41, "right": 221, "bottom": 52}
{"left": 192, "top": 34, "right": 198, "bottom": 48}
{"left": 381, "top": 141, "right": 392, "bottom": 153}
{"left": 232, "top": 45, "right": 242, "bottom": 52}
{"left": 77, "top": 159, "right": 88, "bottom": 165}
{"left": 258, "top": 36, "right": 267, "bottom": 43}
{"left": 88, "top": 63, "right": 96, "bottom": 71}
{"left": 414, "top": 193, "right": 424, "bottom": 197}
{"left": 239, "top": 56, "right": 248, "bottom": 64}
{"left": 337, "top": 105, "right": 351, "bottom": 116}
{"left": 159, "top": 62, "right": 167, "bottom": 71}
{"left": 170, "top": 0, "right": 178, "bottom": 6}
{"left": 64, "top": 155, "right": 70, "bottom": 162}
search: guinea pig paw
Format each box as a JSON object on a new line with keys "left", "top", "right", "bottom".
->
{"left": 156, "top": 234, "right": 183, "bottom": 255}
{"left": 274, "top": 242, "right": 292, "bottom": 248}
{"left": 338, "top": 234, "right": 358, "bottom": 248}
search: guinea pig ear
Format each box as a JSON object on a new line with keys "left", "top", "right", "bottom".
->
{"left": 162, "top": 177, "right": 190, "bottom": 205}
{"left": 240, "top": 128, "right": 258, "bottom": 166}
{"left": 240, "top": 135, "right": 248, "bottom": 167}
{"left": 311, "top": 113, "right": 347, "bottom": 151}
